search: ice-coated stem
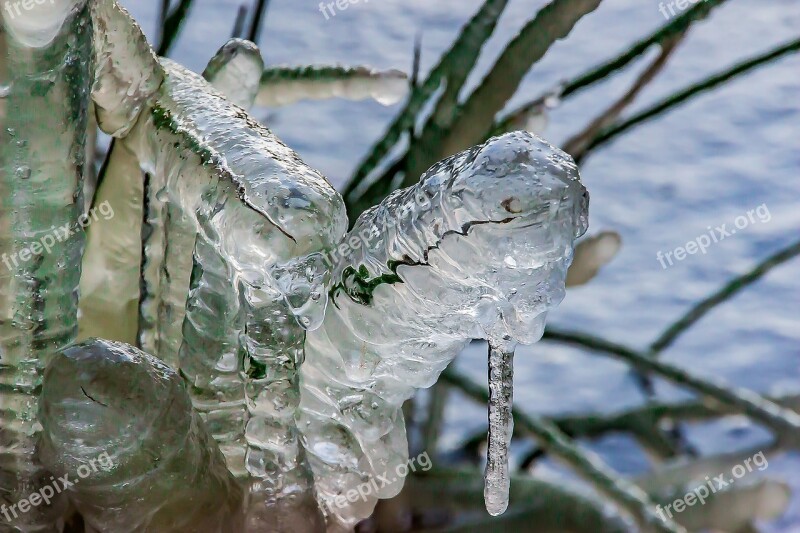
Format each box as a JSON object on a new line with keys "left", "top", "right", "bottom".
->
{"left": 298, "top": 131, "right": 589, "bottom": 527}
{"left": 0, "top": 1, "right": 92, "bottom": 529}
{"left": 485, "top": 338, "right": 515, "bottom": 516}
{"left": 79, "top": 37, "right": 264, "bottom": 350}
{"left": 116, "top": 56, "right": 345, "bottom": 530}
{"left": 257, "top": 65, "right": 408, "bottom": 107}
{"left": 38, "top": 339, "right": 243, "bottom": 532}
{"left": 87, "top": 6, "right": 346, "bottom": 527}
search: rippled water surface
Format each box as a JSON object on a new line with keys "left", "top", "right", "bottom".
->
{"left": 122, "top": 1, "right": 800, "bottom": 528}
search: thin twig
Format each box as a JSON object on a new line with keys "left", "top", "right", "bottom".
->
{"left": 561, "top": 0, "right": 728, "bottom": 99}
{"left": 651, "top": 239, "right": 800, "bottom": 353}
{"left": 583, "top": 37, "right": 800, "bottom": 158}
{"left": 543, "top": 328, "right": 800, "bottom": 446}
{"left": 460, "top": 393, "right": 800, "bottom": 452}
{"left": 565, "top": 31, "right": 687, "bottom": 163}
{"left": 492, "top": 0, "right": 730, "bottom": 135}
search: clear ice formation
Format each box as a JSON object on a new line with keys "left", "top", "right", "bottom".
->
{"left": 38, "top": 339, "right": 243, "bottom": 532}
{"left": 298, "top": 131, "right": 589, "bottom": 526}
{"left": 202, "top": 39, "right": 265, "bottom": 109}
{"left": 485, "top": 338, "right": 515, "bottom": 516}
{"left": 0, "top": 1, "right": 92, "bottom": 530}
{"left": 86, "top": 4, "right": 347, "bottom": 528}
{"left": 134, "top": 60, "right": 346, "bottom": 529}
{"left": 79, "top": 38, "right": 265, "bottom": 346}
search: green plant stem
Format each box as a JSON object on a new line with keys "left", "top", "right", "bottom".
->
{"left": 157, "top": 0, "right": 195, "bottom": 57}
{"left": 436, "top": 0, "right": 603, "bottom": 169}
{"left": 247, "top": 0, "right": 270, "bottom": 43}
{"left": 561, "top": 0, "right": 728, "bottom": 99}
{"left": 492, "top": 0, "right": 729, "bottom": 135}
{"left": 650, "top": 239, "right": 800, "bottom": 353}
{"left": 441, "top": 368, "right": 684, "bottom": 532}
{"left": 421, "top": 382, "right": 449, "bottom": 454}
{"left": 583, "top": 37, "right": 800, "bottom": 156}
{"left": 343, "top": 0, "right": 510, "bottom": 205}
{"left": 402, "top": 0, "right": 509, "bottom": 185}
{"left": 543, "top": 328, "right": 800, "bottom": 446}
{"left": 460, "top": 392, "right": 800, "bottom": 453}
{"left": 565, "top": 31, "right": 687, "bottom": 163}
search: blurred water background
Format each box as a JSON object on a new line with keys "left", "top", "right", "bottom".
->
{"left": 121, "top": 1, "right": 800, "bottom": 529}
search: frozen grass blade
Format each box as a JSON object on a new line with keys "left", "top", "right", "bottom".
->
{"left": 582, "top": 37, "right": 800, "bottom": 159}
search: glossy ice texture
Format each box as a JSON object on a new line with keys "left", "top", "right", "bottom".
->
{"left": 298, "top": 131, "right": 588, "bottom": 526}
{"left": 0, "top": 2, "right": 92, "bottom": 530}
{"left": 38, "top": 339, "right": 242, "bottom": 532}
{"left": 119, "top": 56, "right": 345, "bottom": 528}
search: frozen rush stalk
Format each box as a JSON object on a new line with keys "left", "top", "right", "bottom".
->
{"left": 298, "top": 131, "right": 589, "bottom": 526}
{"left": 0, "top": 1, "right": 92, "bottom": 530}
{"left": 83, "top": 3, "right": 348, "bottom": 528}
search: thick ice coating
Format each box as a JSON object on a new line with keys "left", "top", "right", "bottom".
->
{"left": 85, "top": 3, "right": 348, "bottom": 528}
{"left": 297, "top": 131, "right": 588, "bottom": 527}
{"left": 38, "top": 339, "right": 242, "bottom": 532}
{"left": 90, "top": 0, "right": 163, "bottom": 137}
{"left": 0, "top": 2, "right": 91, "bottom": 530}
{"left": 202, "top": 39, "right": 264, "bottom": 109}
{"left": 79, "top": 38, "right": 265, "bottom": 346}
{"left": 120, "top": 58, "right": 346, "bottom": 529}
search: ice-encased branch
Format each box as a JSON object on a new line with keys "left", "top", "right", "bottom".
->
{"left": 257, "top": 65, "right": 408, "bottom": 107}
{"left": 122, "top": 57, "right": 347, "bottom": 530}
{"left": 0, "top": 2, "right": 92, "bottom": 530}
{"left": 86, "top": 3, "right": 349, "bottom": 529}
{"left": 298, "top": 131, "right": 589, "bottom": 527}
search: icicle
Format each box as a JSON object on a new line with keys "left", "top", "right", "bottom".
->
{"left": 485, "top": 337, "right": 516, "bottom": 516}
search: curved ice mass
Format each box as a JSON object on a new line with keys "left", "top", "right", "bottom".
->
{"left": 298, "top": 131, "right": 589, "bottom": 526}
